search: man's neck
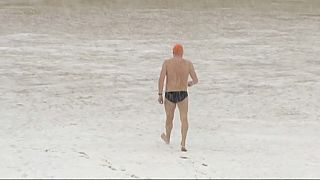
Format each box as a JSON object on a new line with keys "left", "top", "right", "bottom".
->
{"left": 173, "top": 56, "right": 183, "bottom": 60}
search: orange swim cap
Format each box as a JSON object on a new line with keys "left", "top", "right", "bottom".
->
{"left": 173, "top": 44, "right": 183, "bottom": 56}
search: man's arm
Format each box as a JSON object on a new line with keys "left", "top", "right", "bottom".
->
{"left": 158, "top": 61, "right": 166, "bottom": 95}
{"left": 188, "top": 62, "right": 198, "bottom": 87}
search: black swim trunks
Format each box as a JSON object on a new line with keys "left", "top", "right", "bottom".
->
{"left": 165, "top": 91, "right": 188, "bottom": 103}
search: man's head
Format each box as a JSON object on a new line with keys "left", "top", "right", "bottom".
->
{"left": 173, "top": 44, "right": 183, "bottom": 57}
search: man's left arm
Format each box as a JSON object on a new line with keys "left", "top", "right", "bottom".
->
{"left": 188, "top": 61, "right": 198, "bottom": 87}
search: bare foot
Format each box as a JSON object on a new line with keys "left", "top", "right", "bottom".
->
{"left": 181, "top": 146, "right": 187, "bottom": 152}
{"left": 161, "top": 133, "right": 169, "bottom": 144}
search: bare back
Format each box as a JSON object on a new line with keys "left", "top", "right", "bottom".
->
{"left": 165, "top": 58, "right": 190, "bottom": 92}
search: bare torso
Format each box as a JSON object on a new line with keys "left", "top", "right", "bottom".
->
{"left": 165, "top": 58, "right": 190, "bottom": 92}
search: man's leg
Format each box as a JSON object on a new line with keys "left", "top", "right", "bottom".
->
{"left": 177, "top": 97, "right": 188, "bottom": 151}
{"left": 161, "top": 98, "right": 176, "bottom": 144}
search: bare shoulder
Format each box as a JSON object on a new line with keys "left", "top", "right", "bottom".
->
{"left": 165, "top": 58, "right": 173, "bottom": 63}
{"left": 163, "top": 59, "right": 169, "bottom": 65}
{"left": 183, "top": 59, "right": 193, "bottom": 66}
{"left": 164, "top": 58, "right": 174, "bottom": 65}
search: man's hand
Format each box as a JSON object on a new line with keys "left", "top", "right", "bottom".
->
{"left": 188, "top": 81, "right": 194, "bottom": 87}
{"left": 158, "top": 95, "right": 163, "bottom": 104}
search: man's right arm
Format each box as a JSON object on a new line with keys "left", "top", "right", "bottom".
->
{"left": 188, "top": 62, "right": 198, "bottom": 87}
{"left": 158, "top": 60, "right": 167, "bottom": 95}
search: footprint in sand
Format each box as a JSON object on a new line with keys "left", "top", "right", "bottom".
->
{"left": 78, "top": 152, "right": 89, "bottom": 159}
{"left": 130, "top": 174, "right": 139, "bottom": 178}
{"left": 202, "top": 163, "right": 208, "bottom": 167}
{"left": 102, "top": 159, "right": 117, "bottom": 171}
{"left": 101, "top": 159, "right": 139, "bottom": 178}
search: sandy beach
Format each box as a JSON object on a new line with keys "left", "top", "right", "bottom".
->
{"left": 1, "top": 0, "right": 320, "bottom": 178}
